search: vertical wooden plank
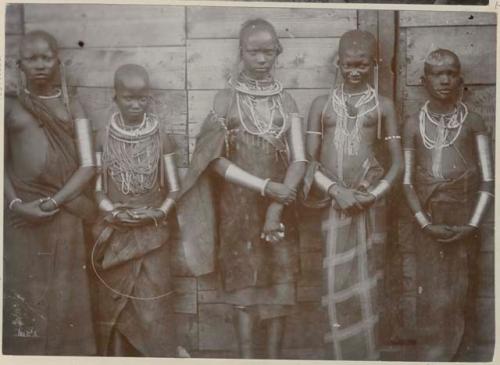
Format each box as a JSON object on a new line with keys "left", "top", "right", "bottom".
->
{"left": 6, "top": 4, "right": 23, "bottom": 35}
{"left": 377, "top": 11, "right": 396, "bottom": 100}
{"left": 357, "top": 10, "right": 378, "bottom": 36}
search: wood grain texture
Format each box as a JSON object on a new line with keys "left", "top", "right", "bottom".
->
{"left": 173, "top": 277, "right": 198, "bottom": 314}
{"left": 6, "top": 4, "right": 23, "bottom": 35}
{"left": 198, "top": 304, "right": 237, "bottom": 351}
{"left": 24, "top": 4, "right": 185, "bottom": 47}
{"left": 282, "top": 302, "right": 325, "bottom": 349}
{"left": 187, "top": 38, "right": 338, "bottom": 90}
{"left": 400, "top": 11, "right": 496, "bottom": 28}
{"left": 60, "top": 47, "right": 185, "bottom": 89}
{"left": 187, "top": 7, "right": 356, "bottom": 39}
{"left": 406, "top": 26, "right": 496, "bottom": 86}
{"left": 175, "top": 313, "right": 199, "bottom": 350}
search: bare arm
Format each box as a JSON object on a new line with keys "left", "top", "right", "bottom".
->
{"left": 209, "top": 90, "right": 297, "bottom": 205}
{"left": 367, "top": 97, "right": 403, "bottom": 199}
{"left": 263, "top": 111, "right": 307, "bottom": 239}
{"left": 402, "top": 114, "right": 454, "bottom": 241}
{"left": 439, "top": 113, "right": 494, "bottom": 243}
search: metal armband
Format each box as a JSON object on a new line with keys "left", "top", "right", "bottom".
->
{"left": 414, "top": 211, "right": 431, "bottom": 229}
{"left": 403, "top": 149, "right": 415, "bottom": 186}
{"left": 75, "top": 118, "right": 96, "bottom": 167}
{"left": 95, "top": 152, "right": 103, "bottom": 192}
{"left": 314, "top": 170, "right": 336, "bottom": 194}
{"left": 369, "top": 179, "right": 390, "bottom": 200}
{"left": 468, "top": 191, "right": 494, "bottom": 228}
{"left": 159, "top": 198, "right": 176, "bottom": 216}
{"left": 476, "top": 134, "right": 494, "bottom": 182}
{"left": 163, "top": 153, "right": 181, "bottom": 193}
{"left": 288, "top": 113, "right": 307, "bottom": 163}
{"left": 98, "top": 198, "right": 114, "bottom": 212}
{"left": 224, "top": 164, "right": 268, "bottom": 196}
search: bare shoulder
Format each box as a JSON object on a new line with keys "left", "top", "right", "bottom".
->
{"left": 213, "top": 89, "right": 233, "bottom": 117}
{"left": 281, "top": 90, "right": 298, "bottom": 113}
{"left": 465, "top": 109, "right": 487, "bottom": 134}
{"left": 161, "top": 132, "right": 178, "bottom": 154}
{"left": 5, "top": 97, "right": 29, "bottom": 130}
{"left": 404, "top": 112, "right": 419, "bottom": 135}
{"left": 94, "top": 128, "right": 107, "bottom": 151}
{"left": 69, "top": 95, "right": 87, "bottom": 119}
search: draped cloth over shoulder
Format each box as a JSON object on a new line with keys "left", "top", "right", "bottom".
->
{"left": 176, "top": 111, "right": 226, "bottom": 276}
{"left": 3, "top": 92, "right": 96, "bottom": 355}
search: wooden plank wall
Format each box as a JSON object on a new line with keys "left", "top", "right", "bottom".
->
{"left": 394, "top": 10, "right": 496, "bottom": 361}
{"left": 4, "top": 4, "right": 359, "bottom": 358}
{"left": 4, "top": 4, "right": 495, "bottom": 359}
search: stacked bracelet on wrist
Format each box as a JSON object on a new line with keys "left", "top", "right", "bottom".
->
{"left": 8, "top": 198, "right": 22, "bottom": 211}
{"left": 414, "top": 211, "right": 431, "bottom": 229}
{"left": 262, "top": 178, "right": 271, "bottom": 197}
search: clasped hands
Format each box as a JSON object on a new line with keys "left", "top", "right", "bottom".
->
{"left": 329, "top": 185, "right": 376, "bottom": 216}
{"left": 105, "top": 205, "right": 168, "bottom": 228}
{"left": 9, "top": 197, "right": 60, "bottom": 228}
{"left": 423, "top": 224, "right": 476, "bottom": 243}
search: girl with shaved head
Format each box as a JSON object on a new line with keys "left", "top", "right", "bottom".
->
{"left": 304, "top": 30, "right": 403, "bottom": 360}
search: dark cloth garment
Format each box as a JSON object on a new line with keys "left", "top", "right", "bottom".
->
{"left": 178, "top": 92, "right": 300, "bottom": 316}
{"left": 175, "top": 112, "right": 226, "bottom": 277}
{"left": 218, "top": 130, "right": 299, "bottom": 295}
{"left": 412, "top": 168, "right": 480, "bottom": 361}
{"left": 3, "top": 93, "right": 96, "bottom": 355}
{"left": 92, "top": 136, "right": 176, "bottom": 357}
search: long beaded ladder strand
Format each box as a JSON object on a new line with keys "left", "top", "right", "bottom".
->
{"left": 104, "top": 112, "right": 161, "bottom": 195}
{"left": 331, "top": 83, "right": 379, "bottom": 182}
{"left": 233, "top": 76, "right": 287, "bottom": 154}
{"left": 419, "top": 101, "right": 468, "bottom": 179}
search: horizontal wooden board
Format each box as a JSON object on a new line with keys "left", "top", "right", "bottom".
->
{"left": 59, "top": 47, "right": 185, "bottom": 89}
{"left": 400, "top": 11, "right": 496, "bottom": 28}
{"left": 187, "top": 8, "right": 356, "bottom": 39}
{"left": 187, "top": 38, "right": 338, "bottom": 90}
{"left": 406, "top": 26, "right": 496, "bottom": 86}
{"left": 297, "top": 286, "right": 322, "bottom": 302}
{"left": 282, "top": 302, "right": 325, "bottom": 349}
{"left": 6, "top": 4, "right": 23, "bottom": 35}
{"left": 198, "top": 304, "right": 237, "bottom": 351}
{"left": 24, "top": 4, "right": 185, "bottom": 47}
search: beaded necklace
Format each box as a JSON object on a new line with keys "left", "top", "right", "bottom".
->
{"left": 24, "top": 87, "right": 62, "bottom": 100}
{"left": 330, "top": 83, "right": 379, "bottom": 181}
{"left": 419, "top": 100, "right": 468, "bottom": 178}
{"left": 104, "top": 112, "right": 161, "bottom": 195}
{"left": 232, "top": 74, "right": 287, "bottom": 139}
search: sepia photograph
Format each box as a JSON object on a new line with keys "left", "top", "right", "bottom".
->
{"left": 2, "top": 2, "right": 496, "bottom": 362}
